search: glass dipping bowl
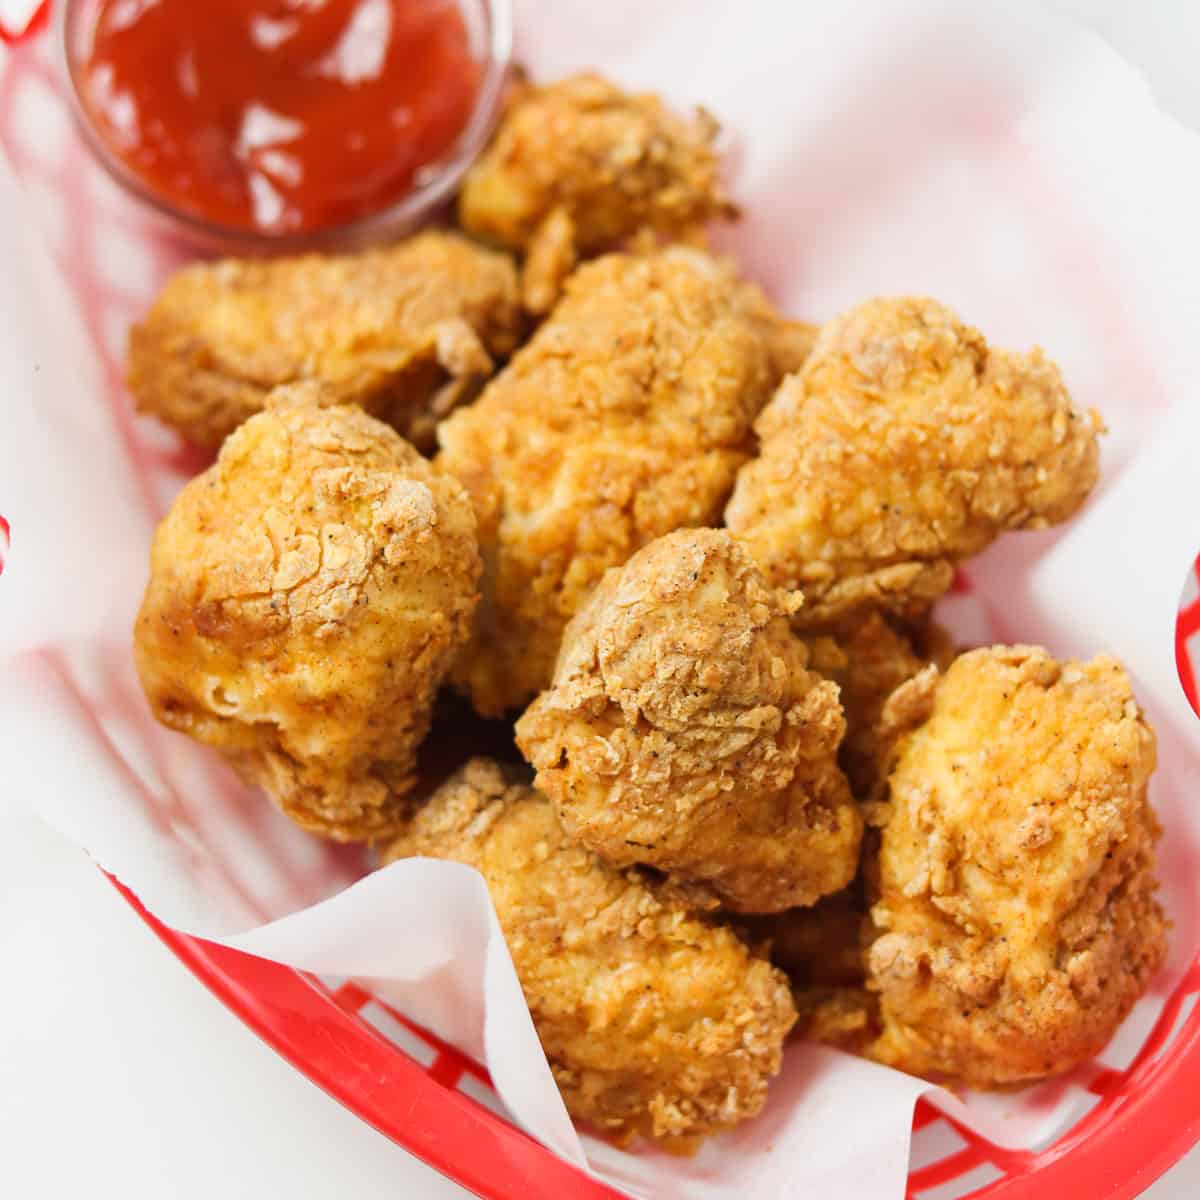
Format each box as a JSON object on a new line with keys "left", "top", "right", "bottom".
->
{"left": 56, "top": 0, "right": 513, "bottom": 253}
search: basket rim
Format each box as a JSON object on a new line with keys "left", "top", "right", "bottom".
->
{"left": 108, "top": 877, "right": 625, "bottom": 1200}
{"left": 0, "top": 0, "right": 48, "bottom": 43}
{"left": 5, "top": 0, "right": 1194, "bottom": 1188}
{"left": 108, "top": 874, "right": 1200, "bottom": 1200}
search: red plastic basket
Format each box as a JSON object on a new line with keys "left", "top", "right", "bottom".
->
{"left": 5, "top": 9, "right": 1200, "bottom": 1197}
{"left": 109, "top": 875, "right": 1200, "bottom": 1200}
{"left": 1175, "top": 556, "right": 1200, "bottom": 724}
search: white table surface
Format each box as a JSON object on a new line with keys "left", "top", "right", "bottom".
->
{"left": 5, "top": 2, "right": 1200, "bottom": 1197}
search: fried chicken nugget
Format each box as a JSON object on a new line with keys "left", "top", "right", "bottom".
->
{"left": 803, "top": 613, "right": 949, "bottom": 798}
{"left": 128, "top": 231, "right": 523, "bottom": 450}
{"left": 516, "top": 529, "right": 862, "bottom": 912}
{"left": 762, "top": 316, "right": 820, "bottom": 382}
{"left": 458, "top": 73, "right": 736, "bottom": 311}
{"left": 134, "top": 387, "right": 480, "bottom": 840}
{"left": 746, "top": 889, "right": 869, "bottom": 989}
{"left": 437, "top": 248, "right": 777, "bottom": 716}
{"left": 725, "top": 298, "right": 1104, "bottom": 628}
{"left": 381, "top": 759, "right": 797, "bottom": 1150}
{"left": 739, "top": 891, "right": 880, "bottom": 1054}
{"left": 865, "top": 646, "right": 1166, "bottom": 1086}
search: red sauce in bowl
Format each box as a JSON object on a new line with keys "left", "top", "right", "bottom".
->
{"left": 79, "top": 0, "right": 483, "bottom": 236}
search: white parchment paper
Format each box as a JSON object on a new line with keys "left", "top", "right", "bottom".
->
{"left": 3, "top": 2, "right": 1200, "bottom": 1196}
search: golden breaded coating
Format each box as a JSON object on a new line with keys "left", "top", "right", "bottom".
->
{"left": 744, "top": 889, "right": 869, "bottom": 989}
{"left": 382, "top": 759, "right": 796, "bottom": 1151}
{"left": 516, "top": 530, "right": 862, "bottom": 912}
{"left": 725, "top": 298, "right": 1103, "bottom": 627}
{"left": 803, "top": 613, "right": 944, "bottom": 798}
{"left": 519, "top": 205, "right": 579, "bottom": 316}
{"left": 792, "top": 986, "right": 881, "bottom": 1053}
{"left": 740, "top": 892, "right": 880, "bottom": 1054}
{"left": 128, "top": 231, "right": 523, "bottom": 450}
{"left": 865, "top": 646, "right": 1166, "bottom": 1087}
{"left": 459, "top": 73, "right": 735, "bottom": 311}
{"left": 761, "top": 316, "right": 820, "bottom": 382}
{"left": 437, "top": 249, "right": 776, "bottom": 716}
{"left": 133, "top": 389, "right": 480, "bottom": 840}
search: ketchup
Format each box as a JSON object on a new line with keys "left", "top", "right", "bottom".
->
{"left": 80, "top": 0, "right": 483, "bottom": 235}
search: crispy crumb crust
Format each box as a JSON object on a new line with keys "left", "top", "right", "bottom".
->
{"left": 517, "top": 529, "right": 861, "bottom": 912}
{"left": 864, "top": 645, "right": 1166, "bottom": 1087}
{"left": 437, "top": 248, "right": 777, "bottom": 716}
{"left": 134, "top": 391, "right": 481, "bottom": 840}
{"left": 738, "top": 888, "right": 881, "bottom": 1054}
{"left": 128, "top": 231, "right": 523, "bottom": 450}
{"left": 459, "top": 73, "right": 736, "bottom": 312}
{"left": 382, "top": 758, "right": 797, "bottom": 1150}
{"left": 726, "top": 297, "right": 1103, "bottom": 627}
{"left": 802, "top": 612, "right": 949, "bottom": 799}
{"left": 741, "top": 888, "right": 870, "bottom": 990}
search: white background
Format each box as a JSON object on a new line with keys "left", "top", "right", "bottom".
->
{"left": 5, "top": 0, "right": 1200, "bottom": 1197}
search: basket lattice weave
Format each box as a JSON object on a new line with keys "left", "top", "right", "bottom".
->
{"left": 3, "top": 9, "right": 1200, "bottom": 1197}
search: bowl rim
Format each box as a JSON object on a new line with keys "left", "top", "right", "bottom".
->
{"left": 53, "top": 0, "right": 513, "bottom": 252}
